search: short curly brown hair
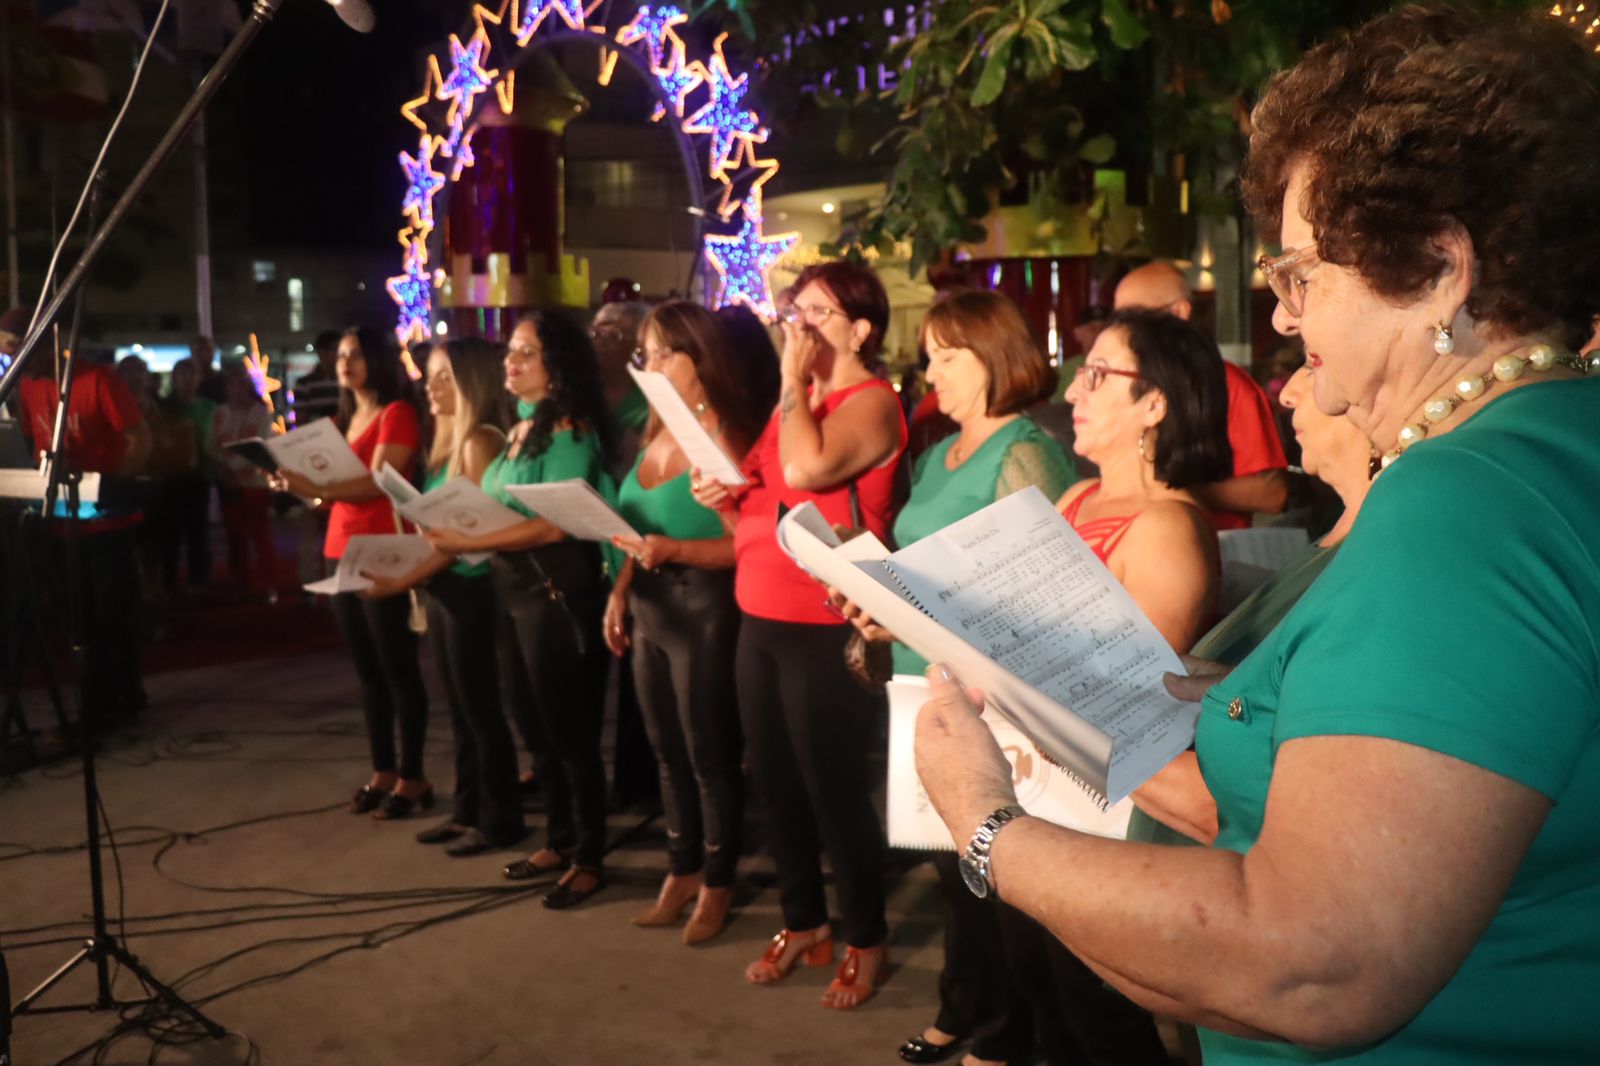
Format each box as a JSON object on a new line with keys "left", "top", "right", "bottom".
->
{"left": 1241, "top": 5, "right": 1600, "bottom": 351}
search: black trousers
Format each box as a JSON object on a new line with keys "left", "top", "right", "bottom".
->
{"left": 330, "top": 592, "right": 429, "bottom": 780}
{"left": 159, "top": 473, "right": 211, "bottom": 592}
{"left": 932, "top": 852, "right": 1035, "bottom": 1062}
{"left": 629, "top": 565, "right": 743, "bottom": 887}
{"left": 492, "top": 543, "right": 609, "bottom": 869}
{"left": 736, "top": 614, "right": 888, "bottom": 948}
{"left": 997, "top": 903, "right": 1168, "bottom": 1066}
{"left": 424, "top": 570, "right": 524, "bottom": 844}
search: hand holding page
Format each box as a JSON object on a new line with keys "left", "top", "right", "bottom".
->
{"left": 626, "top": 365, "right": 746, "bottom": 486}
{"left": 394, "top": 476, "right": 526, "bottom": 566}
{"left": 503, "top": 480, "right": 641, "bottom": 543}
{"left": 304, "top": 534, "right": 434, "bottom": 595}
{"left": 263, "top": 418, "right": 368, "bottom": 486}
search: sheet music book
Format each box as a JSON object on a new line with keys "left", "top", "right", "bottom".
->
{"left": 886, "top": 676, "right": 1133, "bottom": 849}
{"left": 304, "top": 534, "right": 434, "bottom": 595}
{"left": 503, "top": 479, "right": 641, "bottom": 543}
{"left": 778, "top": 485, "right": 1196, "bottom": 806}
{"left": 625, "top": 365, "right": 746, "bottom": 486}
{"left": 1216, "top": 527, "right": 1311, "bottom": 612}
{"left": 228, "top": 418, "right": 367, "bottom": 486}
{"left": 387, "top": 472, "right": 526, "bottom": 567}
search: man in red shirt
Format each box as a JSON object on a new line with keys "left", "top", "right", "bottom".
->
{"left": 1113, "top": 262, "right": 1289, "bottom": 529}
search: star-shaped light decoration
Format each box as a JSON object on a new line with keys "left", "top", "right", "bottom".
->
{"left": 399, "top": 134, "right": 446, "bottom": 235}
{"left": 702, "top": 201, "right": 799, "bottom": 319}
{"left": 615, "top": 4, "right": 688, "bottom": 70}
{"left": 652, "top": 38, "right": 705, "bottom": 122}
{"left": 682, "top": 34, "right": 765, "bottom": 176}
{"left": 387, "top": 251, "right": 433, "bottom": 345}
{"left": 714, "top": 136, "right": 781, "bottom": 221}
{"left": 516, "top": 0, "right": 587, "bottom": 43}
{"left": 448, "top": 129, "right": 477, "bottom": 180}
{"left": 400, "top": 62, "right": 445, "bottom": 135}
{"left": 244, "top": 333, "right": 287, "bottom": 434}
{"left": 437, "top": 33, "right": 497, "bottom": 129}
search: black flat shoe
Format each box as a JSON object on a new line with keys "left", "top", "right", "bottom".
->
{"left": 542, "top": 868, "right": 605, "bottom": 910}
{"left": 348, "top": 785, "right": 389, "bottom": 814}
{"left": 445, "top": 830, "right": 500, "bottom": 858}
{"left": 415, "top": 819, "right": 465, "bottom": 845}
{"left": 502, "top": 851, "right": 567, "bottom": 881}
{"left": 373, "top": 787, "right": 434, "bottom": 821}
{"left": 898, "top": 1035, "right": 965, "bottom": 1064}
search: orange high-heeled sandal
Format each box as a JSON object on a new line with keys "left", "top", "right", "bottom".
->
{"left": 822, "top": 945, "right": 887, "bottom": 1010}
{"left": 745, "top": 928, "right": 834, "bottom": 985}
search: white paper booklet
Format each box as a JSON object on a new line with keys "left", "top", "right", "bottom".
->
{"left": 625, "top": 365, "right": 746, "bottom": 486}
{"left": 1216, "top": 527, "right": 1311, "bottom": 613}
{"left": 258, "top": 417, "right": 368, "bottom": 487}
{"left": 503, "top": 479, "right": 641, "bottom": 543}
{"left": 304, "top": 534, "right": 434, "bottom": 595}
{"left": 389, "top": 474, "right": 526, "bottom": 567}
{"left": 886, "top": 676, "right": 1133, "bottom": 849}
{"left": 778, "top": 485, "right": 1195, "bottom": 806}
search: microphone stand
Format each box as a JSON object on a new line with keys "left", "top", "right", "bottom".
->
{"left": 5, "top": 0, "right": 306, "bottom": 1044}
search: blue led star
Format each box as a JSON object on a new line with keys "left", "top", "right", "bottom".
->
{"left": 702, "top": 205, "right": 799, "bottom": 319}
{"left": 387, "top": 255, "right": 433, "bottom": 343}
{"left": 517, "top": 0, "right": 586, "bottom": 42}
{"left": 616, "top": 5, "right": 687, "bottom": 70}
{"left": 438, "top": 34, "right": 496, "bottom": 127}
{"left": 399, "top": 136, "right": 446, "bottom": 234}
{"left": 682, "top": 36, "right": 764, "bottom": 176}
{"left": 448, "top": 129, "right": 477, "bottom": 180}
{"left": 653, "top": 41, "right": 705, "bottom": 121}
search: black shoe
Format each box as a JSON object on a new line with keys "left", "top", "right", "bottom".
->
{"left": 348, "top": 785, "right": 389, "bottom": 815}
{"left": 415, "top": 819, "right": 465, "bottom": 845}
{"left": 503, "top": 850, "right": 567, "bottom": 881}
{"left": 445, "top": 830, "right": 499, "bottom": 858}
{"left": 373, "top": 787, "right": 435, "bottom": 821}
{"left": 542, "top": 868, "right": 605, "bottom": 910}
{"left": 898, "top": 1035, "right": 965, "bottom": 1064}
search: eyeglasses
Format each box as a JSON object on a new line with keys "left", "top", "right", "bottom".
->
{"left": 1073, "top": 362, "right": 1144, "bottom": 392}
{"left": 779, "top": 303, "right": 846, "bottom": 327}
{"left": 589, "top": 325, "right": 624, "bottom": 343}
{"left": 629, "top": 345, "right": 678, "bottom": 370}
{"left": 1257, "top": 244, "right": 1320, "bottom": 318}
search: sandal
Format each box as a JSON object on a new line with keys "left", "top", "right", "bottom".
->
{"left": 543, "top": 866, "right": 606, "bottom": 910}
{"left": 372, "top": 786, "right": 434, "bottom": 821}
{"left": 822, "top": 944, "right": 887, "bottom": 1010}
{"left": 503, "top": 848, "right": 568, "bottom": 881}
{"left": 348, "top": 784, "right": 389, "bottom": 814}
{"left": 745, "top": 927, "right": 834, "bottom": 985}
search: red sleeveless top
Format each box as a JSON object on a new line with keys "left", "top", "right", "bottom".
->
{"left": 734, "top": 378, "right": 907, "bottom": 624}
{"left": 1060, "top": 483, "right": 1142, "bottom": 564}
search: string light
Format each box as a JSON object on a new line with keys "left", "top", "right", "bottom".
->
{"left": 651, "top": 37, "right": 706, "bottom": 121}
{"left": 399, "top": 134, "right": 446, "bottom": 236}
{"left": 682, "top": 33, "right": 765, "bottom": 176}
{"left": 616, "top": 4, "right": 688, "bottom": 70}
{"left": 438, "top": 33, "right": 497, "bottom": 129}
{"left": 702, "top": 200, "right": 799, "bottom": 319}
{"left": 516, "top": 0, "right": 589, "bottom": 43}
{"left": 244, "top": 333, "right": 286, "bottom": 434}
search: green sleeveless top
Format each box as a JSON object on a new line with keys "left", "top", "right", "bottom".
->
{"left": 480, "top": 426, "right": 620, "bottom": 581}
{"left": 890, "top": 417, "right": 1074, "bottom": 676}
{"left": 617, "top": 452, "right": 727, "bottom": 541}
{"left": 424, "top": 465, "right": 490, "bottom": 579}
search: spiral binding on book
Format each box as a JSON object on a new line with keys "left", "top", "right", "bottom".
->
{"left": 1009, "top": 704, "right": 1112, "bottom": 811}
{"left": 881, "top": 561, "right": 936, "bottom": 618}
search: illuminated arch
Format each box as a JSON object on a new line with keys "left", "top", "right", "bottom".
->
{"left": 388, "top": 1, "right": 799, "bottom": 351}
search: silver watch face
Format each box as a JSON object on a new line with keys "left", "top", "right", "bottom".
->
{"left": 959, "top": 853, "right": 990, "bottom": 899}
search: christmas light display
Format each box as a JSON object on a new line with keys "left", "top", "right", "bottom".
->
{"left": 244, "top": 333, "right": 287, "bottom": 435}
{"left": 389, "top": 1, "right": 802, "bottom": 344}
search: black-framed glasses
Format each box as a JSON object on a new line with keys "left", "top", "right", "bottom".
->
{"left": 1257, "top": 244, "right": 1320, "bottom": 317}
{"left": 1073, "top": 362, "right": 1144, "bottom": 392}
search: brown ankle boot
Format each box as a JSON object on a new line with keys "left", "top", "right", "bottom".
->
{"left": 683, "top": 885, "right": 732, "bottom": 945}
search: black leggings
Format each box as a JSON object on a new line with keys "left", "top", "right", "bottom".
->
{"left": 629, "top": 566, "right": 743, "bottom": 887}
{"left": 736, "top": 614, "right": 888, "bottom": 948}
{"left": 931, "top": 853, "right": 1035, "bottom": 1062}
{"left": 330, "top": 592, "right": 429, "bottom": 780}
{"left": 493, "top": 544, "right": 609, "bottom": 869}
{"left": 424, "top": 570, "right": 524, "bottom": 843}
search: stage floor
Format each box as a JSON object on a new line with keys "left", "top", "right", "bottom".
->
{"left": 4, "top": 651, "right": 953, "bottom": 1065}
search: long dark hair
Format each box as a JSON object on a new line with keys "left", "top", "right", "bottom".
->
{"left": 515, "top": 309, "right": 614, "bottom": 465}
{"left": 1107, "top": 309, "right": 1233, "bottom": 490}
{"left": 639, "top": 300, "right": 775, "bottom": 456}
{"left": 335, "top": 325, "right": 411, "bottom": 427}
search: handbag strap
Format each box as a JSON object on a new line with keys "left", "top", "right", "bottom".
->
{"left": 848, "top": 481, "right": 863, "bottom": 530}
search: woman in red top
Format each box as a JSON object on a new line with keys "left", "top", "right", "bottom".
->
{"left": 694, "top": 261, "right": 908, "bottom": 1010}
{"left": 271, "top": 326, "right": 431, "bottom": 820}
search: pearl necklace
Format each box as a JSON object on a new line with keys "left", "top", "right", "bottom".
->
{"left": 1379, "top": 343, "right": 1599, "bottom": 468}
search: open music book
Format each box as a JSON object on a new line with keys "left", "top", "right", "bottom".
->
{"left": 886, "top": 676, "right": 1134, "bottom": 849}
{"left": 374, "top": 464, "right": 524, "bottom": 567}
{"left": 626, "top": 365, "right": 746, "bottom": 486}
{"left": 503, "top": 480, "right": 641, "bottom": 543}
{"left": 225, "top": 417, "right": 366, "bottom": 486}
{"left": 304, "top": 534, "right": 434, "bottom": 595}
{"left": 777, "top": 486, "right": 1196, "bottom": 806}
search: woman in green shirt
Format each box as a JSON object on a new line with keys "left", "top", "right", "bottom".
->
{"left": 601, "top": 300, "right": 778, "bottom": 945}
{"left": 424, "top": 311, "right": 616, "bottom": 910}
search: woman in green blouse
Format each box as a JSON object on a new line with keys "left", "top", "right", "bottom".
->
{"left": 424, "top": 311, "right": 616, "bottom": 910}
{"left": 601, "top": 300, "right": 778, "bottom": 945}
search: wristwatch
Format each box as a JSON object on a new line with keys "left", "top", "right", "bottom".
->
{"left": 958, "top": 804, "right": 1027, "bottom": 900}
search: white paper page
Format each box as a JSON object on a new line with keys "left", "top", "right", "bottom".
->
{"left": 375, "top": 462, "right": 421, "bottom": 510}
{"left": 264, "top": 418, "right": 368, "bottom": 486}
{"left": 883, "top": 487, "right": 1197, "bottom": 803}
{"left": 626, "top": 365, "right": 746, "bottom": 486}
{"left": 303, "top": 533, "right": 433, "bottom": 595}
{"left": 397, "top": 477, "right": 526, "bottom": 566}
{"left": 1217, "top": 528, "right": 1311, "bottom": 613}
{"left": 503, "top": 479, "right": 641, "bottom": 543}
{"left": 885, "top": 676, "right": 1132, "bottom": 850}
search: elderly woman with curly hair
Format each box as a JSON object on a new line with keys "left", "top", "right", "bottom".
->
{"left": 912, "top": 6, "right": 1600, "bottom": 1063}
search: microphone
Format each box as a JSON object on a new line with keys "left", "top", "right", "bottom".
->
{"left": 323, "top": 0, "right": 375, "bottom": 32}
